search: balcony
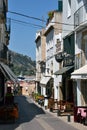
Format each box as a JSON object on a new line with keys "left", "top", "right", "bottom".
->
{"left": 74, "top": 3, "right": 87, "bottom": 28}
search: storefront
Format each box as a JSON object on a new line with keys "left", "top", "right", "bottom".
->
{"left": 40, "top": 76, "right": 53, "bottom": 108}
{"left": 40, "top": 76, "right": 53, "bottom": 97}
{"left": 54, "top": 65, "right": 74, "bottom": 102}
{"left": 71, "top": 64, "right": 87, "bottom": 123}
{"left": 71, "top": 64, "right": 87, "bottom": 106}
{"left": 0, "top": 62, "right": 17, "bottom": 105}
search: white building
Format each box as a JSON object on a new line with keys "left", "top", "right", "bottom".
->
{"left": 35, "top": 29, "right": 46, "bottom": 95}
{"left": 43, "top": 10, "right": 62, "bottom": 101}
{"left": 71, "top": 0, "right": 87, "bottom": 107}
{"left": 62, "top": 0, "right": 87, "bottom": 107}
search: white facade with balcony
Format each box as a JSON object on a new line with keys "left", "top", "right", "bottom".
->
{"left": 63, "top": 0, "right": 87, "bottom": 106}
{"left": 44, "top": 11, "right": 62, "bottom": 100}
{"left": 72, "top": 0, "right": 87, "bottom": 107}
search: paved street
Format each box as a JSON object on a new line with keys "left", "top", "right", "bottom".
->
{"left": 0, "top": 96, "right": 86, "bottom": 130}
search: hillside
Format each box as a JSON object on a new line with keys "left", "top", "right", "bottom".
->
{"left": 9, "top": 50, "right": 36, "bottom": 76}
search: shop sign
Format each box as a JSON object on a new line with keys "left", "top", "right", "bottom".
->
{"left": 63, "top": 55, "right": 74, "bottom": 66}
{"left": 55, "top": 52, "right": 64, "bottom": 62}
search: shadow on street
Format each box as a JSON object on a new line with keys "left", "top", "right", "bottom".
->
{"left": 17, "top": 95, "right": 46, "bottom": 123}
{"left": 0, "top": 95, "right": 46, "bottom": 130}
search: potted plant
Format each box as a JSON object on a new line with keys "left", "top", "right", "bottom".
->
{"left": 5, "top": 93, "right": 14, "bottom": 105}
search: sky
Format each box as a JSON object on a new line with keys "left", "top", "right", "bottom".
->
{"left": 7, "top": 0, "right": 59, "bottom": 60}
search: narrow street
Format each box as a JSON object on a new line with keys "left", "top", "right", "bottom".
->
{"left": 0, "top": 96, "right": 79, "bottom": 130}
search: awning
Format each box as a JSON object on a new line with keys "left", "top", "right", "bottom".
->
{"left": 0, "top": 62, "right": 18, "bottom": 82}
{"left": 35, "top": 78, "right": 41, "bottom": 82}
{"left": 54, "top": 66, "right": 74, "bottom": 75}
{"left": 40, "top": 76, "right": 51, "bottom": 85}
{"left": 71, "top": 64, "right": 87, "bottom": 79}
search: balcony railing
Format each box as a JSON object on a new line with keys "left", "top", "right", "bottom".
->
{"left": 74, "top": 3, "right": 87, "bottom": 28}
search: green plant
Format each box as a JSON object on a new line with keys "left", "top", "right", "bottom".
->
{"left": 48, "top": 11, "right": 54, "bottom": 19}
{"left": 6, "top": 93, "right": 13, "bottom": 97}
{"left": 32, "top": 93, "right": 44, "bottom": 102}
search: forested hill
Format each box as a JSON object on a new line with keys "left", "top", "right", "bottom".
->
{"left": 9, "top": 50, "right": 36, "bottom": 76}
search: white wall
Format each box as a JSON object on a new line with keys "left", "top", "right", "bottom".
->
{"left": 75, "top": 32, "right": 82, "bottom": 54}
{"left": 62, "top": 0, "right": 77, "bottom": 37}
{"left": 54, "top": 75, "right": 62, "bottom": 99}
{"left": 46, "top": 29, "right": 54, "bottom": 76}
{"left": 41, "top": 86, "right": 46, "bottom": 96}
{"left": 53, "top": 33, "right": 62, "bottom": 100}
{"left": 77, "top": 79, "right": 81, "bottom": 106}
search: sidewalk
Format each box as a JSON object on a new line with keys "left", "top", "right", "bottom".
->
{"left": 48, "top": 111, "right": 87, "bottom": 130}
{"left": 34, "top": 101, "right": 87, "bottom": 130}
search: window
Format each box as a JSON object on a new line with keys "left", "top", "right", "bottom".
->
{"left": 67, "top": 0, "right": 71, "bottom": 17}
{"left": 55, "top": 39, "right": 61, "bottom": 53}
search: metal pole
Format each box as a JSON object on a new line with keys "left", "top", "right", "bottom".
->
{"left": 67, "top": 114, "right": 71, "bottom": 122}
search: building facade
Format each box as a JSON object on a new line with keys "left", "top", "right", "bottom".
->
{"left": 0, "top": 0, "right": 16, "bottom": 105}
{"left": 35, "top": 0, "right": 87, "bottom": 122}
{"left": 0, "top": 0, "right": 9, "bottom": 105}
{"left": 35, "top": 1, "right": 63, "bottom": 108}
{"left": 62, "top": 0, "right": 87, "bottom": 123}
{"left": 35, "top": 29, "right": 46, "bottom": 95}
{"left": 71, "top": 0, "right": 87, "bottom": 107}
{"left": 42, "top": 10, "right": 62, "bottom": 106}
